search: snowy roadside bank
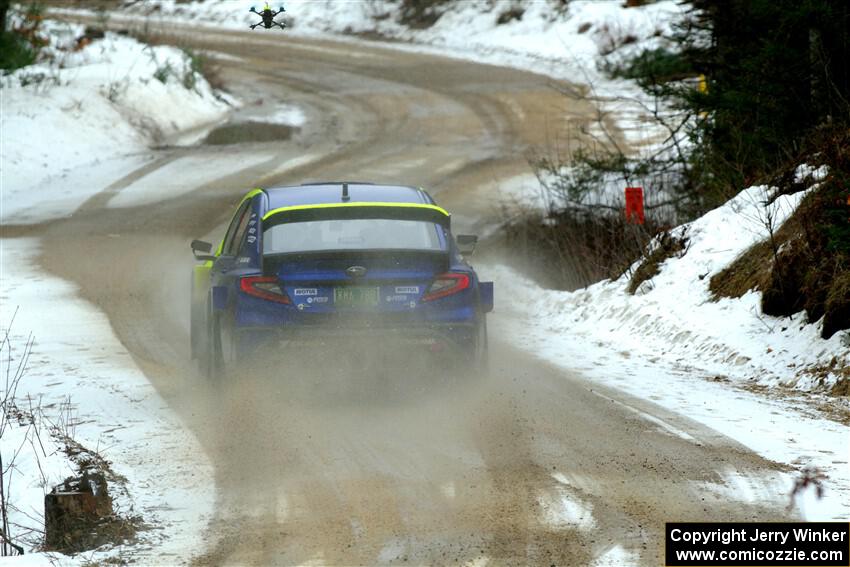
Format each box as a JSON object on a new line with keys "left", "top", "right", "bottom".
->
{"left": 482, "top": 182, "right": 850, "bottom": 521}
{"left": 0, "top": 239, "right": 215, "bottom": 565}
{"left": 492, "top": 182, "right": 849, "bottom": 393}
{"left": 1, "top": 15, "right": 227, "bottom": 563}
{"left": 1, "top": 17, "right": 232, "bottom": 225}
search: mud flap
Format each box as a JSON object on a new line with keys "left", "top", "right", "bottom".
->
{"left": 480, "top": 281, "right": 494, "bottom": 313}
{"left": 212, "top": 286, "right": 228, "bottom": 311}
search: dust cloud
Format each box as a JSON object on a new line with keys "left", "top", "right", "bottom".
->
{"left": 187, "top": 348, "right": 595, "bottom": 566}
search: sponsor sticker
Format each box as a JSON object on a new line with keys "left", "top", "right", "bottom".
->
{"left": 395, "top": 286, "right": 420, "bottom": 294}
{"left": 294, "top": 288, "right": 318, "bottom": 296}
{"left": 306, "top": 296, "right": 328, "bottom": 304}
{"left": 386, "top": 295, "right": 408, "bottom": 303}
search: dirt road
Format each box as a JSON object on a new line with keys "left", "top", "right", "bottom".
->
{"left": 23, "top": 25, "right": 793, "bottom": 565}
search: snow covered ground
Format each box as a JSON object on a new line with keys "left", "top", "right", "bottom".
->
{"left": 482, "top": 180, "right": 850, "bottom": 521}
{"left": 492, "top": 175, "right": 849, "bottom": 391}
{"left": 0, "top": 239, "right": 215, "bottom": 566}
{"left": 1, "top": 18, "right": 231, "bottom": 225}
{"left": 1, "top": 16, "right": 225, "bottom": 563}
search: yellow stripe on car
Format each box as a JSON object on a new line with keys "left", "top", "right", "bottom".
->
{"left": 208, "top": 187, "right": 266, "bottom": 265}
{"left": 262, "top": 201, "right": 450, "bottom": 222}
{"left": 241, "top": 187, "right": 266, "bottom": 204}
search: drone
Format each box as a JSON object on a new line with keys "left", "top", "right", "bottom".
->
{"left": 250, "top": 3, "right": 286, "bottom": 30}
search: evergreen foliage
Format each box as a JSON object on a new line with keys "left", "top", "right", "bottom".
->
{"left": 682, "top": 0, "right": 850, "bottom": 199}
{"left": 672, "top": 1, "right": 850, "bottom": 338}
{"left": 0, "top": 1, "right": 45, "bottom": 73}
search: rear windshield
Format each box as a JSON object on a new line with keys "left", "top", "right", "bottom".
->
{"left": 263, "top": 219, "right": 443, "bottom": 254}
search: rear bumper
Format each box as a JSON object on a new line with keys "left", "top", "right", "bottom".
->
{"left": 235, "top": 321, "right": 478, "bottom": 358}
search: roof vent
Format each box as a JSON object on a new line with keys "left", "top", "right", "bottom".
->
{"left": 341, "top": 182, "right": 350, "bottom": 202}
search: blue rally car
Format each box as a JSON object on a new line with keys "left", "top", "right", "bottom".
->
{"left": 190, "top": 182, "right": 493, "bottom": 379}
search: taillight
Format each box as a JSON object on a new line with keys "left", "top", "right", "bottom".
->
{"left": 239, "top": 276, "right": 291, "bottom": 304}
{"left": 422, "top": 273, "right": 470, "bottom": 302}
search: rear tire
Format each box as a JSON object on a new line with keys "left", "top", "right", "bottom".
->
{"left": 458, "top": 318, "right": 488, "bottom": 378}
{"left": 206, "top": 313, "right": 225, "bottom": 384}
{"left": 473, "top": 317, "right": 489, "bottom": 376}
{"left": 190, "top": 273, "right": 206, "bottom": 361}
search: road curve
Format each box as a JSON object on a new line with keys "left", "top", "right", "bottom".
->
{"left": 24, "top": 23, "right": 792, "bottom": 565}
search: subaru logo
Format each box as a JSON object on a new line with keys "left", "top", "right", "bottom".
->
{"left": 346, "top": 265, "right": 367, "bottom": 278}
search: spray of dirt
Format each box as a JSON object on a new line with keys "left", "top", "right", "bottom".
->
{"left": 187, "top": 347, "right": 602, "bottom": 566}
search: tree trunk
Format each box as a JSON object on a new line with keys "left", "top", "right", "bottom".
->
{"left": 0, "top": 0, "right": 9, "bottom": 34}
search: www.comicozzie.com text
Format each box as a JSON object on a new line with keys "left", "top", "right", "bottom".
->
{"left": 670, "top": 526, "right": 847, "bottom": 546}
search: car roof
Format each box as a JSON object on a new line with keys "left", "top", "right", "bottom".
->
{"left": 263, "top": 182, "right": 434, "bottom": 210}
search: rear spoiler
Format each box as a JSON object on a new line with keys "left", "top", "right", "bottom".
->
{"left": 262, "top": 202, "right": 450, "bottom": 230}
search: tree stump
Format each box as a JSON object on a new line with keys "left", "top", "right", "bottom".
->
{"left": 44, "top": 473, "right": 112, "bottom": 552}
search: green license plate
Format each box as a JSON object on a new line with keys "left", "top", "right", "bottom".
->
{"left": 334, "top": 286, "right": 380, "bottom": 307}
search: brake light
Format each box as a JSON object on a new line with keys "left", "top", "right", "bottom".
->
{"left": 422, "top": 272, "right": 470, "bottom": 302}
{"left": 239, "top": 276, "right": 291, "bottom": 304}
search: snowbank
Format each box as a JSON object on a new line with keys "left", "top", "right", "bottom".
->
{"left": 1, "top": 15, "right": 225, "bottom": 563}
{"left": 483, "top": 183, "right": 850, "bottom": 520}
{"left": 0, "top": 238, "right": 215, "bottom": 564}
{"left": 1, "top": 18, "right": 231, "bottom": 225}
{"left": 489, "top": 183, "right": 848, "bottom": 392}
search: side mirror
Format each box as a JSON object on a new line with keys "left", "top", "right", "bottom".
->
{"left": 191, "top": 240, "right": 216, "bottom": 262}
{"left": 456, "top": 234, "right": 478, "bottom": 255}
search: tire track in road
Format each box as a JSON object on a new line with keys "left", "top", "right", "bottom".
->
{"left": 77, "top": 153, "right": 182, "bottom": 212}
